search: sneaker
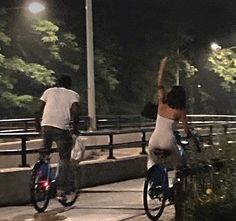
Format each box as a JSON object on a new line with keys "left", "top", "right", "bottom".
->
{"left": 56, "top": 190, "right": 67, "bottom": 202}
{"left": 66, "top": 191, "right": 78, "bottom": 202}
{"left": 148, "top": 186, "right": 163, "bottom": 199}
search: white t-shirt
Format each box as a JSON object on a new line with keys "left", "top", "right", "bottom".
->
{"left": 40, "top": 87, "right": 80, "bottom": 130}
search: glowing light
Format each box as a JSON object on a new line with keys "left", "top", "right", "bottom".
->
{"left": 28, "top": 2, "right": 45, "bottom": 14}
{"left": 210, "top": 42, "right": 222, "bottom": 51}
{"left": 206, "top": 188, "right": 212, "bottom": 195}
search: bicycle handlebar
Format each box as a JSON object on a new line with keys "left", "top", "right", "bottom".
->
{"left": 174, "top": 130, "right": 202, "bottom": 153}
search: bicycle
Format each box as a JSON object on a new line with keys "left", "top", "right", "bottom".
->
{"left": 30, "top": 149, "right": 79, "bottom": 213}
{"left": 143, "top": 130, "right": 202, "bottom": 220}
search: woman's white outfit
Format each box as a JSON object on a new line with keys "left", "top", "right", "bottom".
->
{"left": 148, "top": 114, "right": 181, "bottom": 169}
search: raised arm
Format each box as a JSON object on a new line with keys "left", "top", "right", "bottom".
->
{"left": 157, "top": 57, "right": 168, "bottom": 103}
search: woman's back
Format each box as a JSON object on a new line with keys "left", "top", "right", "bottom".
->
{"left": 158, "top": 100, "right": 183, "bottom": 121}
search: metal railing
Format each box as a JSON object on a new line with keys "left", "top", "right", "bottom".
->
{"left": 0, "top": 114, "right": 236, "bottom": 132}
{"left": 0, "top": 115, "right": 235, "bottom": 167}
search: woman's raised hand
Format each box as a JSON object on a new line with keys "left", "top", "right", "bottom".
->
{"left": 160, "top": 56, "right": 168, "bottom": 67}
{"left": 158, "top": 56, "right": 168, "bottom": 74}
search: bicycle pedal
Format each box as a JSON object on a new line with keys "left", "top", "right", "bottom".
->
{"left": 149, "top": 186, "right": 162, "bottom": 199}
{"left": 57, "top": 194, "right": 67, "bottom": 202}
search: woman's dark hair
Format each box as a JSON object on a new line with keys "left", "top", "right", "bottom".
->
{"left": 57, "top": 75, "right": 72, "bottom": 89}
{"left": 166, "top": 86, "right": 186, "bottom": 109}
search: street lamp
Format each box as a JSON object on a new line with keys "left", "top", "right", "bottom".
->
{"left": 210, "top": 42, "right": 222, "bottom": 51}
{"left": 210, "top": 42, "right": 236, "bottom": 51}
{"left": 28, "top": 1, "right": 45, "bottom": 14}
{"left": 85, "top": 0, "right": 96, "bottom": 131}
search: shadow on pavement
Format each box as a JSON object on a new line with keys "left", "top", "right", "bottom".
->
{"left": 11, "top": 207, "right": 75, "bottom": 221}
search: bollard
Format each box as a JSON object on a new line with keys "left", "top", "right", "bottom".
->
{"left": 19, "top": 137, "right": 30, "bottom": 167}
{"left": 140, "top": 131, "right": 147, "bottom": 155}
{"left": 107, "top": 134, "right": 116, "bottom": 159}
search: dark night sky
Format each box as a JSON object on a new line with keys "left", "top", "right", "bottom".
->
{"left": 5, "top": 0, "right": 236, "bottom": 50}
{"left": 91, "top": 0, "right": 236, "bottom": 48}
{"left": 2, "top": 0, "right": 235, "bottom": 114}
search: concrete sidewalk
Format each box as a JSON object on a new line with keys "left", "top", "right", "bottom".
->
{"left": 0, "top": 178, "right": 175, "bottom": 221}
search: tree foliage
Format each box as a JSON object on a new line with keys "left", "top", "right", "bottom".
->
{"left": 0, "top": 8, "right": 82, "bottom": 117}
{"left": 208, "top": 48, "right": 236, "bottom": 88}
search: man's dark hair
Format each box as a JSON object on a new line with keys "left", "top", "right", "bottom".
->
{"left": 166, "top": 86, "right": 186, "bottom": 109}
{"left": 57, "top": 75, "right": 72, "bottom": 89}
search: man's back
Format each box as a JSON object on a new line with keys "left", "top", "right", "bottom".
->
{"left": 40, "top": 87, "right": 80, "bottom": 130}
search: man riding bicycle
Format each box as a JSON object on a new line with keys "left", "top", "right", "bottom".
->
{"left": 35, "top": 74, "right": 80, "bottom": 200}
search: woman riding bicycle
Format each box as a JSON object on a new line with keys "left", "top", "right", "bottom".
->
{"left": 148, "top": 56, "right": 192, "bottom": 169}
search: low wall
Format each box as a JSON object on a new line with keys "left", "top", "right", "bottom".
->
{"left": 0, "top": 155, "right": 147, "bottom": 206}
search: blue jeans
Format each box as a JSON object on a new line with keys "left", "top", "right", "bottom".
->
{"left": 149, "top": 164, "right": 168, "bottom": 191}
{"left": 42, "top": 126, "right": 76, "bottom": 192}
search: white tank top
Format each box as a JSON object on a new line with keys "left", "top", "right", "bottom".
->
{"left": 148, "top": 115, "right": 177, "bottom": 150}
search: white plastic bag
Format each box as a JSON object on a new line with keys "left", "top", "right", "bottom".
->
{"left": 71, "top": 136, "right": 86, "bottom": 163}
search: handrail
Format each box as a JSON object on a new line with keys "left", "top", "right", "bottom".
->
{"left": 0, "top": 119, "right": 235, "bottom": 167}
{"left": 0, "top": 115, "right": 235, "bottom": 132}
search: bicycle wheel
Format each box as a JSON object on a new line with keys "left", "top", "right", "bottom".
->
{"left": 58, "top": 191, "right": 79, "bottom": 207}
{"left": 143, "top": 168, "right": 167, "bottom": 220}
{"left": 30, "top": 162, "right": 50, "bottom": 212}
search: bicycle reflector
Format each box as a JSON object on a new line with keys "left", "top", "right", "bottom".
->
{"left": 39, "top": 180, "right": 50, "bottom": 190}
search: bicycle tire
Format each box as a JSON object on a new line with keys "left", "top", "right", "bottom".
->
{"left": 58, "top": 191, "right": 79, "bottom": 207}
{"left": 30, "top": 162, "right": 50, "bottom": 213}
{"left": 143, "top": 172, "right": 166, "bottom": 220}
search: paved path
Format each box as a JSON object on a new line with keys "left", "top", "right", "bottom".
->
{"left": 0, "top": 178, "right": 175, "bottom": 221}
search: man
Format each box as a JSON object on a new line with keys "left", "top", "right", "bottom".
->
{"left": 36, "top": 74, "right": 80, "bottom": 198}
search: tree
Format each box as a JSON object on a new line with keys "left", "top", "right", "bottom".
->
{"left": 208, "top": 48, "right": 236, "bottom": 88}
{"left": 0, "top": 8, "right": 81, "bottom": 117}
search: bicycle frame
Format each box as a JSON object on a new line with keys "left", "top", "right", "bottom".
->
{"left": 31, "top": 151, "right": 79, "bottom": 212}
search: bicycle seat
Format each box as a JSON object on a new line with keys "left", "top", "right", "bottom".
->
{"left": 153, "top": 148, "right": 171, "bottom": 158}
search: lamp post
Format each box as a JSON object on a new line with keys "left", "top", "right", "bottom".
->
{"left": 85, "top": 0, "right": 96, "bottom": 131}
{"left": 176, "top": 48, "right": 180, "bottom": 86}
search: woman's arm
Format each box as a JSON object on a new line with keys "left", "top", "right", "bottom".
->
{"left": 180, "top": 111, "right": 192, "bottom": 138}
{"left": 157, "top": 57, "right": 168, "bottom": 103}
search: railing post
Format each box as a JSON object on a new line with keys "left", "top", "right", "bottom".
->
{"left": 24, "top": 120, "right": 28, "bottom": 131}
{"left": 209, "top": 125, "right": 213, "bottom": 145}
{"left": 140, "top": 131, "right": 147, "bottom": 155}
{"left": 223, "top": 124, "right": 228, "bottom": 135}
{"left": 107, "top": 134, "right": 116, "bottom": 159}
{"left": 117, "top": 116, "right": 121, "bottom": 130}
{"left": 174, "top": 171, "right": 185, "bottom": 221}
{"left": 19, "top": 136, "right": 29, "bottom": 167}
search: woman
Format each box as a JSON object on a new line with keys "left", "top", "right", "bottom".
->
{"left": 148, "top": 57, "right": 192, "bottom": 169}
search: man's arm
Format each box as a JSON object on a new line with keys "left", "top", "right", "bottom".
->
{"left": 71, "top": 102, "right": 80, "bottom": 135}
{"left": 35, "top": 100, "right": 45, "bottom": 132}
